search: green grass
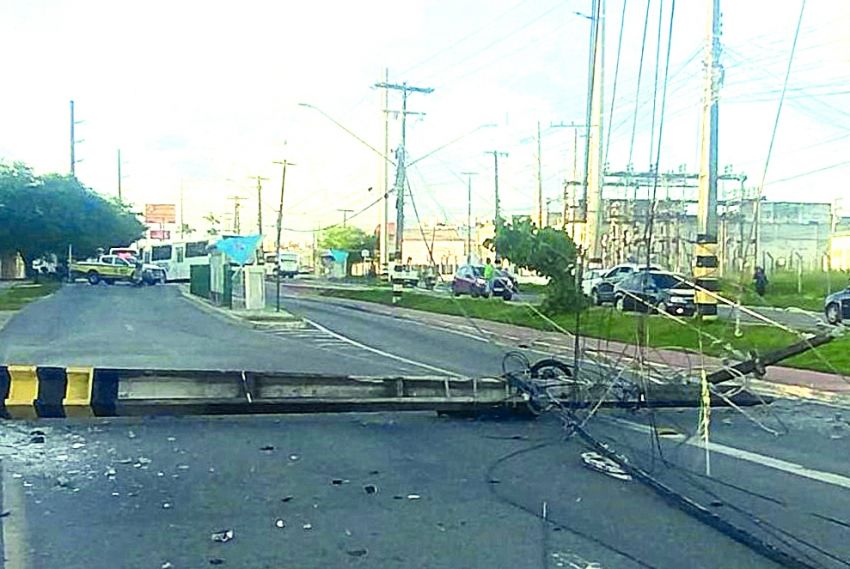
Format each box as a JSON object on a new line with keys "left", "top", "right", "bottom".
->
{"left": 319, "top": 287, "right": 850, "bottom": 376}
{"left": 720, "top": 270, "right": 850, "bottom": 312}
{"left": 518, "top": 282, "right": 548, "bottom": 295}
{"left": 0, "top": 281, "right": 61, "bottom": 311}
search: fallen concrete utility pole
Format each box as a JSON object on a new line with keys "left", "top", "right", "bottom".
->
{"left": 0, "top": 365, "right": 767, "bottom": 420}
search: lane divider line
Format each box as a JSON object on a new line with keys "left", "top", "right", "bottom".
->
{"left": 304, "top": 318, "right": 461, "bottom": 377}
{"left": 606, "top": 417, "right": 850, "bottom": 491}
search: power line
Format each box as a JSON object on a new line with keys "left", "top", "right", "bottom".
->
{"left": 745, "top": 0, "right": 808, "bottom": 269}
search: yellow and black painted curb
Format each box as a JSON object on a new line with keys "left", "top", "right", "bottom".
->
{"left": 0, "top": 365, "right": 118, "bottom": 419}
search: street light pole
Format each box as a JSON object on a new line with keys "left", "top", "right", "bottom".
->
{"left": 273, "top": 160, "right": 294, "bottom": 312}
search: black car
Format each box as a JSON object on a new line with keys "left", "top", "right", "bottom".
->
{"left": 825, "top": 286, "right": 850, "bottom": 325}
{"left": 613, "top": 271, "right": 696, "bottom": 316}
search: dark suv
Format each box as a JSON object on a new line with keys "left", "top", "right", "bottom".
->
{"left": 825, "top": 286, "right": 850, "bottom": 324}
{"left": 613, "top": 271, "right": 696, "bottom": 316}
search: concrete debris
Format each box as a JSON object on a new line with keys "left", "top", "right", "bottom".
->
{"left": 302, "top": 523, "right": 312, "bottom": 530}
{"left": 161, "top": 563, "right": 173, "bottom": 569}
{"left": 127, "top": 430, "right": 136, "bottom": 439}
{"left": 117, "top": 458, "right": 132, "bottom": 464}
{"left": 580, "top": 452, "right": 631, "bottom": 481}
{"left": 167, "top": 437, "right": 176, "bottom": 442}
{"left": 211, "top": 529, "right": 234, "bottom": 543}
{"left": 177, "top": 465, "right": 189, "bottom": 470}
{"left": 30, "top": 435, "right": 46, "bottom": 444}
{"left": 487, "top": 479, "right": 501, "bottom": 484}
{"left": 331, "top": 479, "right": 349, "bottom": 485}
{"left": 281, "top": 495, "right": 294, "bottom": 503}
{"left": 551, "top": 551, "right": 604, "bottom": 569}
{"left": 209, "top": 559, "right": 224, "bottom": 566}
{"left": 30, "top": 429, "right": 46, "bottom": 437}
{"left": 105, "top": 467, "right": 117, "bottom": 478}
{"left": 56, "top": 476, "right": 72, "bottom": 488}
{"left": 259, "top": 445, "right": 275, "bottom": 452}
{"left": 363, "top": 484, "right": 378, "bottom": 495}
{"left": 289, "top": 454, "right": 299, "bottom": 461}
{"left": 347, "top": 548, "right": 368, "bottom": 557}
{"left": 162, "top": 502, "right": 172, "bottom": 509}
{"left": 70, "top": 442, "right": 86, "bottom": 449}
{"left": 138, "top": 457, "right": 152, "bottom": 465}
{"left": 275, "top": 519, "right": 286, "bottom": 529}
{"left": 111, "top": 492, "right": 120, "bottom": 497}
{"left": 406, "top": 494, "right": 421, "bottom": 500}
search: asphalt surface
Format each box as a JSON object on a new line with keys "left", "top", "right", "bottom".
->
{"left": 1, "top": 282, "right": 849, "bottom": 568}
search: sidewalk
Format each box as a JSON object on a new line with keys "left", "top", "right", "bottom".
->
{"left": 305, "top": 293, "right": 850, "bottom": 400}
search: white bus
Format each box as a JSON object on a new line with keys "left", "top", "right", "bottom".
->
{"left": 141, "top": 239, "right": 211, "bottom": 282}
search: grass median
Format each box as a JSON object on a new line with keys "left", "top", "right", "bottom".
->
{"left": 721, "top": 270, "right": 849, "bottom": 312}
{"left": 319, "top": 288, "right": 850, "bottom": 377}
{"left": 0, "top": 281, "right": 62, "bottom": 311}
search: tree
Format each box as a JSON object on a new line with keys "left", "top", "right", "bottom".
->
{"left": 489, "top": 218, "right": 584, "bottom": 313}
{"left": 180, "top": 223, "right": 195, "bottom": 236}
{"left": 318, "top": 225, "right": 376, "bottom": 273}
{"left": 0, "top": 161, "right": 146, "bottom": 274}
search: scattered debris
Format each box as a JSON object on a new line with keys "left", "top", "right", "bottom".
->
{"left": 127, "top": 430, "right": 136, "bottom": 439}
{"left": 162, "top": 502, "right": 172, "bottom": 509}
{"left": 157, "top": 472, "right": 165, "bottom": 477}
{"left": 209, "top": 467, "right": 216, "bottom": 473}
{"left": 393, "top": 495, "right": 404, "bottom": 500}
{"left": 363, "top": 484, "right": 378, "bottom": 495}
{"left": 0, "top": 511, "right": 10, "bottom": 518}
{"left": 105, "top": 467, "right": 117, "bottom": 478}
{"left": 710, "top": 500, "right": 724, "bottom": 507}
{"left": 111, "top": 492, "right": 120, "bottom": 497}
{"left": 368, "top": 470, "right": 380, "bottom": 475}
{"left": 117, "top": 458, "right": 133, "bottom": 464}
{"left": 345, "top": 529, "right": 352, "bottom": 537}
{"left": 56, "top": 476, "right": 72, "bottom": 488}
{"left": 347, "top": 548, "right": 368, "bottom": 557}
{"left": 331, "top": 479, "right": 349, "bottom": 486}
{"left": 302, "top": 523, "right": 312, "bottom": 530}
{"left": 167, "top": 437, "right": 176, "bottom": 442}
{"left": 580, "top": 452, "right": 631, "bottom": 481}
{"left": 177, "top": 464, "right": 190, "bottom": 470}
{"left": 656, "top": 427, "right": 679, "bottom": 437}
{"left": 406, "top": 494, "right": 421, "bottom": 500}
{"left": 211, "top": 529, "right": 234, "bottom": 543}
{"left": 70, "top": 442, "right": 85, "bottom": 449}
{"left": 281, "top": 495, "right": 294, "bottom": 503}
{"left": 275, "top": 519, "right": 286, "bottom": 529}
{"left": 30, "top": 435, "right": 46, "bottom": 444}
{"left": 259, "top": 445, "right": 275, "bottom": 452}
{"left": 161, "top": 562, "right": 173, "bottom": 569}
{"left": 289, "top": 454, "right": 299, "bottom": 461}
{"left": 30, "top": 429, "right": 45, "bottom": 437}
{"left": 209, "top": 559, "right": 224, "bottom": 566}
{"left": 487, "top": 478, "right": 501, "bottom": 484}
{"left": 138, "top": 457, "right": 152, "bottom": 465}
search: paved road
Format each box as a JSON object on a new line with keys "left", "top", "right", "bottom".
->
{"left": 0, "top": 283, "right": 848, "bottom": 568}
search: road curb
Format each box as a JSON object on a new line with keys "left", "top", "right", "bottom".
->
{"left": 178, "top": 285, "right": 306, "bottom": 330}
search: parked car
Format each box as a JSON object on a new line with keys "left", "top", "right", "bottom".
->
{"left": 451, "top": 265, "right": 489, "bottom": 298}
{"left": 451, "top": 265, "right": 517, "bottom": 300}
{"left": 584, "top": 263, "right": 662, "bottom": 305}
{"left": 613, "top": 270, "right": 695, "bottom": 316}
{"left": 824, "top": 286, "right": 850, "bottom": 325}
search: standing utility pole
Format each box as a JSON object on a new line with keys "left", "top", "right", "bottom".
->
{"left": 583, "top": 0, "right": 606, "bottom": 262}
{"left": 484, "top": 150, "right": 509, "bottom": 225}
{"left": 550, "top": 121, "right": 588, "bottom": 238}
{"left": 117, "top": 149, "right": 123, "bottom": 201}
{"left": 252, "top": 174, "right": 270, "bottom": 250}
{"left": 373, "top": 80, "right": 434, "bottom": 262}
{"left": 179, "top": 182, "right": 185, "bottom": 238}
{"left": 70, "top": 100, "right": 83, "bottom": 177}
{"left": 461, "top": 171, "right": 478, "bottom": 263}
{"left": 227, "top": 195, "right": 247, "bottom": 234}
{"left": 337, "top": 209, "right": 354, "bottom": 227}
{"left": 380, "top": 69, "right": 390, "bottom": 271}
{"left": 536, "top": 121, "right": 544, "bottom": 228}
{"left": 273, "top": 160, "right": 294, "bottom": 312}
{"left": 694, "top": 0, "right": 722, "bottom": 319}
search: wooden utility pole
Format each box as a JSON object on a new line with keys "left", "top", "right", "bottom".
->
{"left": 337, "top": 209, "right": 354, "bottom": 227}
{"left": 380, "top": 68, "right": 390, "bottom": 271}
{"left": 694, "top": 0, "right": 722, "bottom": 319}
{"left": 273, "top": 160, "right": 294, "bottom": 312}
{"left": 484, "top": 150, "right": 509, "bottom": 225}
{"left": 226, "top": 195, "right": 247, "bottom": 234}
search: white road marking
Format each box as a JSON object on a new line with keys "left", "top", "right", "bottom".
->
{"left": 1, "top": 463, "right": 30, "bottom": 569}
{"left": 607, "top": 417, "right": 850, "bottom": 491}
{"left": 305, "top": 319, "right": 461, "bottom": 377}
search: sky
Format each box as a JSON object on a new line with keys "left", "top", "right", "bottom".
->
{"left": 1, "top": 0, "right": 848, "bottom": 245}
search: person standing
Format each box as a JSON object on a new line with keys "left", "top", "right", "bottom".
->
{"left": 483, "top": 257, "right": 495, "bottom": 293}
{"left": 753, "top": 266, "right": 768, "bottom": 297}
